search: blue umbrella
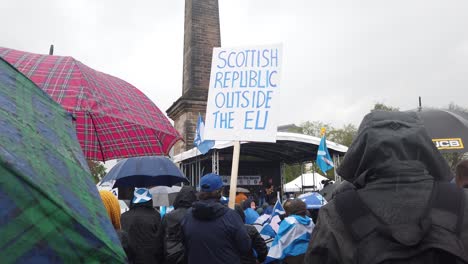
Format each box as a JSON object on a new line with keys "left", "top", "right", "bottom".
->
{"left": 102, "top": 156, "right": 189, "bottom": 188}
{"left": 298, "top": 192, "right": 327, "bottom": 209}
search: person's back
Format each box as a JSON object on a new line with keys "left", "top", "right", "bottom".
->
{"left": 267, "top": 199, "right": 314, "bottom": 264}
{"left": 304, "top": 111, "right": 468, "bottom": 264}
{"left": 182, "top": 173, "right": 251, "bottom": 264}
{"left": 234, "top": 205, "right": 268, "bottom": 264}
{"left": 158, "top": 186, "right": 197, "bottom": 264}
{"left": 121, "top": 188, "right": 162, "bottom": 264}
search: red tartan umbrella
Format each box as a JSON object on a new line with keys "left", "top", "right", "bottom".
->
{"left": 0, "top": 47, "right": 182, "bottom": 161}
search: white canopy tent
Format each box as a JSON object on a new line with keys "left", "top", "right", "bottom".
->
{"left": 283, "top": 172, "right": 330, "bottom": 193}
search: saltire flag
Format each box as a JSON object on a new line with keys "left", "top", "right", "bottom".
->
{"left": 254, "top": 196, "right": 286, "bottom": 247}
{"left": 316, "top": 135, "right": 334, "bottom": 174}
{"left": 194, "top": 114, "right": 215, "bottom": 154}
{"left": 265, "top": 215, "right": 315, "bottom": 263}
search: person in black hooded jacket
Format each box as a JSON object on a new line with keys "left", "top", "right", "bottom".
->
{"left": 181, "top": 173, "right": 251, "bottom": 264}
{"left": 157, "top": 186, "right": 197, "bottom": 264}
{"left": 121, "top": 188, "right": 162, "bottom": 264}
{"left": 234, "top": 204, "right": 268, "bottom": 264}
{"left": 304, "top": 111, "right": 468, "bottom": 263}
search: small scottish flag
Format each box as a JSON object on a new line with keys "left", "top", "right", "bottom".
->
{"left": 194, "top": 114, "right": 215, "bottom": 154}
{"left": 316, "top": 135, "right": 334, "bottom": 174}
{"left": 265, "top": 215, "right": 315, "bottom": 263}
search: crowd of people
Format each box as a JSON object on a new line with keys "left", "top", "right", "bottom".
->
{"left": 98, "top": 111, "right": 468, "bottom": 263}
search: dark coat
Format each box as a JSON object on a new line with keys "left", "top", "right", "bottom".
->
{"left": 157, "top": 186, "right": 197, "bottom": 264}
{"left": 182, "top": 199, "right": 251, "bottom": 264}
{"left": 121, "top": 200, "right": 162, "bottom": 264}
{"left": 304, "top": 111, "right": 468, "bottom": 264}
{"left": 117, "top": 229, "right": 135, "bottom": 264}
{"left": 234, "top": 204, "right": 268, "bottom": 264}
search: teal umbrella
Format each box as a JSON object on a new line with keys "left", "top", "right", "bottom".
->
{"left": 0, "top": 57, "right": 126, "bottom": 263}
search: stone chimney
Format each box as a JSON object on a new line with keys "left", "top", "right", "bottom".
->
{"left": 166, "top": 0, "right": 221, "bottom": 155}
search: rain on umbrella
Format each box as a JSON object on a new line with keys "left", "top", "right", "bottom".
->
{"left": 101, "top": 156, "right": 189, "bottom": 188}
{"left": 415, "top": 109, "right": 468, "bottom": 153}
{"left": 0, "top": 47, "right": 182, "bottom": 161}
{"left": 0, "top": 58, "right": 126, "bottom": 262}
{"left": 149, "top": 186, "right": 182, "bottom": 207}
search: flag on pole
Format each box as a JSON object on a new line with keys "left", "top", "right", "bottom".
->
{"left": 316, "top": 135, "right": 334, "bottom": 174}
{"left": 194, "top": 114, "right": 215, "bottom": 154}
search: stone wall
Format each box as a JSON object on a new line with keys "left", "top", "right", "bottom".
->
{"left": 167, "top": 0, "right": 221, "bottom": 154}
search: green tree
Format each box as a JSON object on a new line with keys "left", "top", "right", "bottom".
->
{"left": 283, "top": 163, "right": 304, "bottom": 184}
{"left": 372, "top": 102, "right": 399, "bottom": 112}
{"left": 87, "top": 160, "right": 107, "bottom": 183}
{"left": 299, "top": 121, "right": 357, "bottom": 147}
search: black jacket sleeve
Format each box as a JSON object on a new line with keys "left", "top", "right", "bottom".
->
{"left": 155, "top": 217, "right": 167, "bottom": 263}
{"left": 229, "top": 210, "right": 252, "bottom": 255}
{"left": 248, "top": 226, "right": 268, "bottom": 263}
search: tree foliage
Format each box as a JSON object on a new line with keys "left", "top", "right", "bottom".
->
{"left": 298, "top": 121, "right": 357, "bottom": 147}
{"left": 372, "top": 102, "right": 399, "bottom": 112}
{"left": 87, "top": 160, "right": 107, "bottom": 183}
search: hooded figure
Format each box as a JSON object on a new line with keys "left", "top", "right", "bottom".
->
{"left": 234, "top": 205, "right": 268, "bottom": 264}
{"left": 121, "top": 188, "right": 162, "bottom": 264}
{"left": 156, "top": 186, "right": 197, "bottom": 264}
{"left": 242, "top": 199, "right": 260, "bottom": 224}
{"left": 182, "top": 173, "right": 251, "bottom": 264}
{"left": 304, "top": 111, "right": 468, "bottom": 263}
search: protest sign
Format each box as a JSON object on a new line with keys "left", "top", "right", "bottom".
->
{"left": 204, "top": 45, "right": 282, "bottom": 142}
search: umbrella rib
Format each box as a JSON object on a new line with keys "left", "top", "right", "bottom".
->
{"left": 88, "top": 112, "right": 106, "bottom": 162}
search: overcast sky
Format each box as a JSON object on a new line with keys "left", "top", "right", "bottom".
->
{"left": 2, "top": 0, "right": 468, "bottom": 128}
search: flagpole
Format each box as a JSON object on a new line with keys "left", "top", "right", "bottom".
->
{"left": 228, "top": 141, "right": 241, "bottom": 209}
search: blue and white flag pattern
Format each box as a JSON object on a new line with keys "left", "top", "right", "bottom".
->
{"left": 254, "top": 199, "right": 286, "bottom": 247}
{"left": 316, "top": 135, "right": 334, "bottom": 174}
{"left": 194, "top": 114, "right": 215, "bottom": 154}
{"left": 265, "top": 215, "right": 315, "bottom": 263}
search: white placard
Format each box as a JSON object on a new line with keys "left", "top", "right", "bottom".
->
{"left": 204, "top": 45, "right": 282, "bottom": 142}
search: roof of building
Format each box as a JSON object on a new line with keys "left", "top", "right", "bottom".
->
{"left": 172, "top": 132, "right": 348, "bottom": 164}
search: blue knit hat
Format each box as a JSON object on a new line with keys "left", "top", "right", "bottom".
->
{"left": 132, "top": 188, "right": 152, "bottom": 204}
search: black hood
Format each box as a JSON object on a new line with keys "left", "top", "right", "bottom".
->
{"left": 191, "top": 199, "right": 228, "bottom": 220}
{"left": 242, "top": 199, "right": 253, "bottom": 210}
{"left": 337, "top": 111, "right": 453, "bottom": 187}
{"left": 234, "top": 204, "right": 246, "bottom": 223}
{"left": 173, "top": 186, "right": 197, "bottom": 209}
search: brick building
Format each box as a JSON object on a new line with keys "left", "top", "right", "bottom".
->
{"left": 166, "top": 0, "right": 221, "bottom": 155}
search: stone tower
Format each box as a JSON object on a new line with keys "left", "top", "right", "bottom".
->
{"left": 166, "top": 0, "right": 221, "bottom": 155}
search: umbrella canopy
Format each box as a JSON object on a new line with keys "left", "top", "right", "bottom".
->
{"left": 236, "top": 187, "right": 250, "bottom": 193}
{"left": 0, "top": 47, "right": 182, "bottom": 161}
{"left": 416, "top": 109, "right": 468, "bottom": 153}
{"left": 149, "top": 186, "right": 182, "bottom": 207}
{"left": 102, "top": 156, "right": 189, "bottom": 188}
{"left": 298, "top": 192, "right": 327, "bottom": 209}
{"left": 0, "top": 58, "right": 126, "bottom": 262}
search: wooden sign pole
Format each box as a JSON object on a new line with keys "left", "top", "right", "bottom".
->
{"left": 228, "top": 141, "right": 241, "bottom": 209}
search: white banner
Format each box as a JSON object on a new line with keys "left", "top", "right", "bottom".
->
{"left": 221, "top": 175, "right": 261, "bottom": 186}
{"left": 204, "top": 45, "right": 282, "bottom": 142}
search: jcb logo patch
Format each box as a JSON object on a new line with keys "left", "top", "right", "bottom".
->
{"left": 432, "top": 138, "right": 464, "bottom": 150}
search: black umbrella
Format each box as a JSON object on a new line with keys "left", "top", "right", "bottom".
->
{"left": 415, "top": 109, "right": 468, "bottom": 153}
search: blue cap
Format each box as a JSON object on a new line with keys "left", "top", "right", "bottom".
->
{"left": 132, "top": 188, "right": 152, "bottom": 204}
{"left": 200, "top": 173, "right": 223, "bottom": 192}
